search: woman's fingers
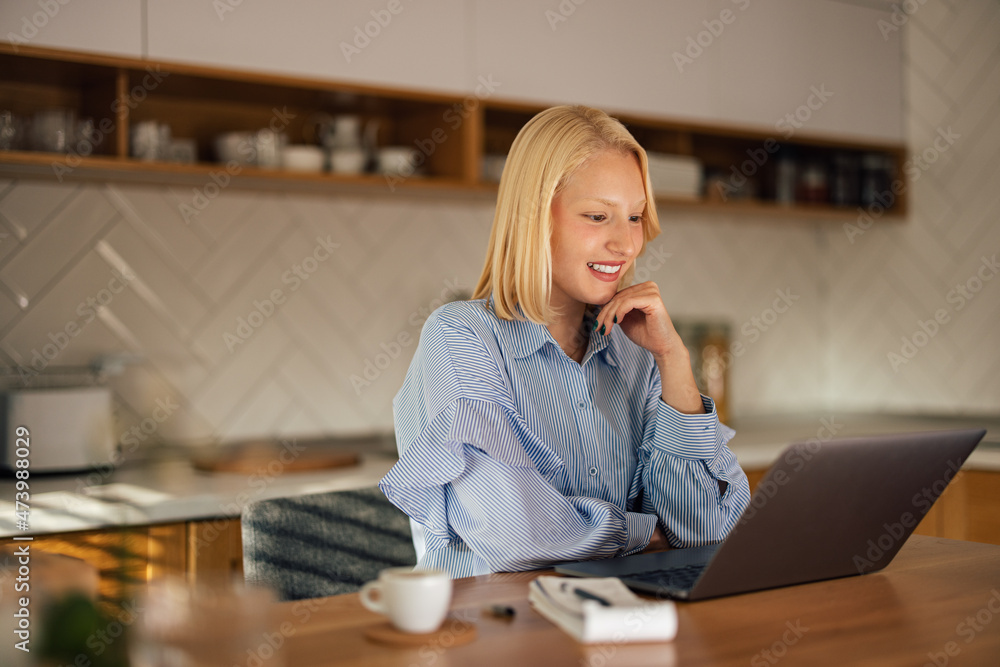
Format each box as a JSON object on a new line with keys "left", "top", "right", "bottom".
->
{"left": 595, "top": 282, "right": 679, "bottom": 357}
{"left": 596, "top": 282, "right": 664, "bottom": 333}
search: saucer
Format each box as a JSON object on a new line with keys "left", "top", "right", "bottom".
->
{"left": 363, "top": 616, "right": 477, "bottom": 647}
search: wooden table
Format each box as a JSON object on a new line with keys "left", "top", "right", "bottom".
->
{"left": 275, "top": 536, "right": 1000, "bottom": 666}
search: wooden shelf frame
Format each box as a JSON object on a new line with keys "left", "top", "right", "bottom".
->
{"left": 482, "top": 99, "right": 908, "bottom": 219}
{"left": 0, "top": 44, "right": 907, "bottom": 219}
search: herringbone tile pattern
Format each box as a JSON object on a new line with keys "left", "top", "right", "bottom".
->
{"left": 0, "top": 0, "right": 995, "bottom": 447}
{"left": 0, "top": 183, "right": 497, "bottom": 443}
{"left": 0, "top": 178, "right": 828, "bottom": 443}
{"left": 824, "top": 0, "right": 1000, "bottom": 414}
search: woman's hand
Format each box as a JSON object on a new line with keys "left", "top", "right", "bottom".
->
{"left": 642, "top": 525, "right": 670, "bottom": 553}
{"left": 594, "top": 281, "right": 682, "bottom": 359}
{"left": 596, "top": 281, "right": 705, "bottom": 414}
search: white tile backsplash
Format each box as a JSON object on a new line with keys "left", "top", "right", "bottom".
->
{"left": 819, "top": 0, "right": 1000, "bottom": 417}
{"left": 1, "top": 2, "right": 997, "bottom": 446}
{"left": 0, "top": 181, "right": 76, "bottom": 242}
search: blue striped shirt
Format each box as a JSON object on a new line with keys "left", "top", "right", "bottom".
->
{"left": 380, "top": 298, "right": 751, "bottom": 578}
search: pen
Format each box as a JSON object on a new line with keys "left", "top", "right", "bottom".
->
{"left": 486, "top": 604, "right": 516, "bottom": 618}
{"left": 572, "top": 588, "right": 611, "bottom": 606}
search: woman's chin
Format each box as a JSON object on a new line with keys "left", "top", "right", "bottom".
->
{"left": 588, "top": 289, "right": 618, "bottom": 306}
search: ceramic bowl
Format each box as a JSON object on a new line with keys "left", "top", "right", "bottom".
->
{"left": 282, "top": 145, "right": 324, "bottom": 172}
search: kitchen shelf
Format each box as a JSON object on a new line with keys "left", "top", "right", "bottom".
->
{"left": 0, "top": 44, "right": 907, "bottom": 218}
{"left": 482, "top": 101, "right": 908, "bottom": 219}
{"left": 0, "top": 148, "right": 488, "bottom": 201}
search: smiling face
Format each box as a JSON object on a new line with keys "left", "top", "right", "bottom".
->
{"left": 549, "top": 149, "right": 647, "bottom": 314}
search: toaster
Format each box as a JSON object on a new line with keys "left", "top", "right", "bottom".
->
{"left": 1, "top": 386, "right": 116, "bottom": 473}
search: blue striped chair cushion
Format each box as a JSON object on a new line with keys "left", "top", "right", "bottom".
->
{"left": 241, "top": 486, "right": 417, "bottom": 601}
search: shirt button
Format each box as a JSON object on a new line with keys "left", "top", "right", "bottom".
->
{"left": 577, "top": 401, "right": 586, "bottom": 409}
{"left": 588, "top": 466, "right": 598, "bottom": 477}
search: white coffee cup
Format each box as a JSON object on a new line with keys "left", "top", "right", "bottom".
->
{"left": 359, "top": 567, "right": 451, "bottom": 634}
{"left": 330, "top": 146, "right": 367, "bottom": 174}
{"left": 377, "top": 146, "right": 419, "bottom": 176}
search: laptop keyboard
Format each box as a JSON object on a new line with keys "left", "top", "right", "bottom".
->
{"left": 623, "top": 563, "right": 707, "bottom": 590}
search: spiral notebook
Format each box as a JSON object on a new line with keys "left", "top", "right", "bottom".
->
{"left": 528, "top": 576, "right": 677, "bottom": 643}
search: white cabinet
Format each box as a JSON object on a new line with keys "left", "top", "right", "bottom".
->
{"left": 475, "top": 0, "right": 902, "bottom": 142}
{"left": 146, "top": 0, "right": 469, "bottom": 95}
{"left": 473, "top": 0, "right": 723, "bottom": 122}
{"left": 1, "top": 0, "right": 903, "bottom": 142}
{"left": 0, "top": 0, "right": 141, "bottom": 58}
{"left": 718, "top": 0, "right": 903, "bottom": 142}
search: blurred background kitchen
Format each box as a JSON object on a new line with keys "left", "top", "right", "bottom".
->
{"left": 2, "top": 5, "right": 999, "bottom": 662}
{"left": 0, "top": 1, "right": 996, "bottom": 469}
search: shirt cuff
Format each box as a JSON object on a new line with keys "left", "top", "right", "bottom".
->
{"left": 619, "top": 512, "right": 657, "bottom": 556}
{"left": 650, "top": 394, "right": 733, "bottom": 461}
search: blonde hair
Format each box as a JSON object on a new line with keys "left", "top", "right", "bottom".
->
{"left": 473, "top": 105, "right": 661, "bottom": 323}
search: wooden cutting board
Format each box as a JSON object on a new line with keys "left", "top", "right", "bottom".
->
{"left": 190, "top": 440, "right": 360, "bottom": 474}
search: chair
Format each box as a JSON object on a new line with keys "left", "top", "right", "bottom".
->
{"left": 241, "top": 486, "right": 417, "bottom": 601}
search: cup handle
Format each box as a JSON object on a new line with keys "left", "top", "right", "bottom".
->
{"left": 359, "top": 581, "right": 385, "bottom": 614}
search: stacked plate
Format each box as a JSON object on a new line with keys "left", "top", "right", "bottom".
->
{"left": 645, "top": 153, "right": 703, "bottom": 199}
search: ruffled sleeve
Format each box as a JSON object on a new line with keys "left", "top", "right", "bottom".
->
{"left": 381, "top": 396, "right": 564, "bottom": 553}
{"left": 382, "top": 304, "right": 564, "bottom": 549}
{"left": 380, "top": 302, "right": 656, "bottom": 574}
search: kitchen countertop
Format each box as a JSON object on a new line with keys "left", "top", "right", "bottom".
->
{"left": 725, "top": 411, "right": 1000, "bottom": 470}
{"left": 1, "top": 413, "right": 997, "bottom": 539}
{"left": 0, "top": 438, "right": 399, "bottom": 539}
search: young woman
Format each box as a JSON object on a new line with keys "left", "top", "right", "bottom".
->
{"left": 381, "top": 105, "right": 750, "bottom": 577}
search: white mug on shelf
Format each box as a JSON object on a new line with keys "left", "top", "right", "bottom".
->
{"left": 329, "top": 146, "right": 367, "bottom": 174}
{"left": 255, "top": 128, "right": 287, "bottom": 168}
{"left": 377, "top": 146, "right": 419, "bottom": 177}
{"left": 359, "top": 567, "right": 452, "bottom": 634}
{"left": 31, "top": 108, "right": 75, "bottom": 153}
{"left": 131, "top": 121, "right": 171, "bottom": 161}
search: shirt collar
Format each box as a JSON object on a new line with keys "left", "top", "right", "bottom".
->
{"left": 488, "top": 296, "right": 618, "bottom": 367}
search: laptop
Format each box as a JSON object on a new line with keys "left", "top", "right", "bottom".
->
{"left": 555, "top": 428, "right": 986, "bottom": 601}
